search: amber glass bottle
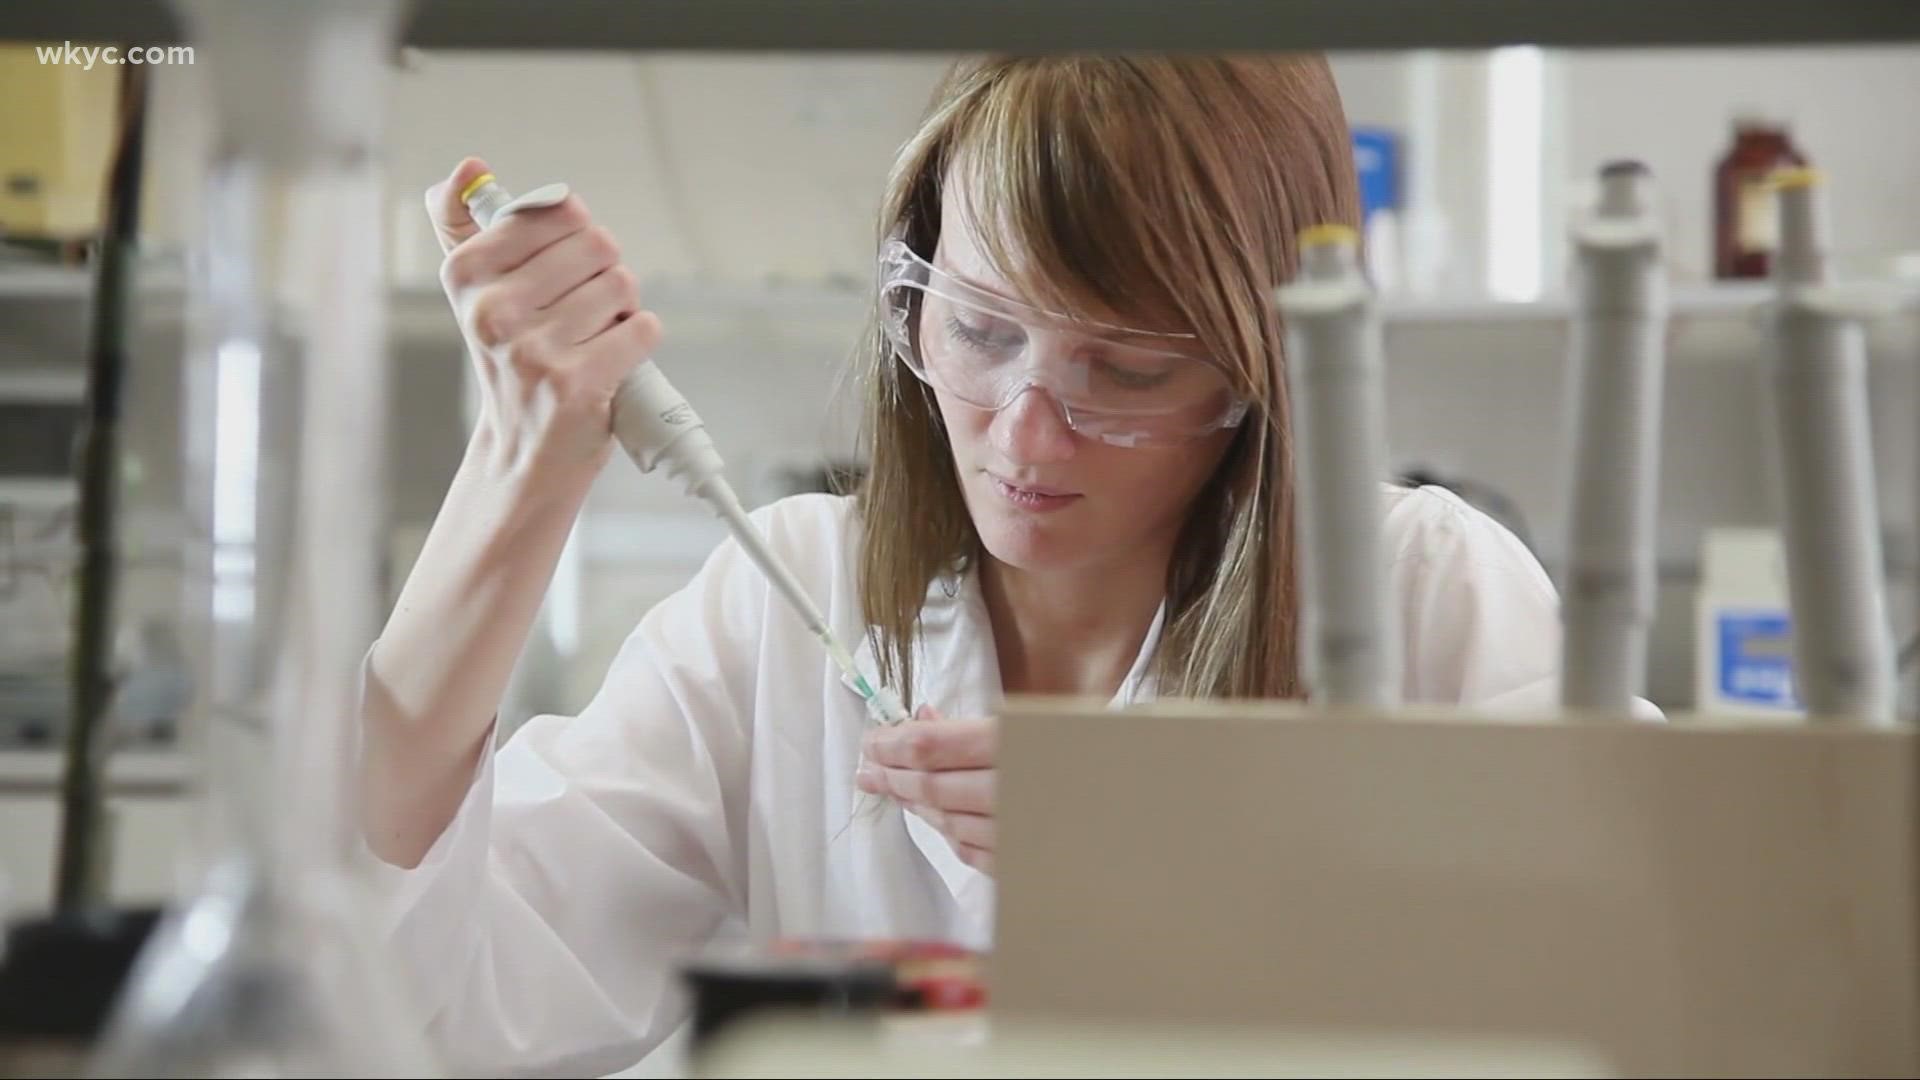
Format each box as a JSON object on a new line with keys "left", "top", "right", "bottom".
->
{"left": 1714, "top": 114, "right": 1808, "bottom": 279}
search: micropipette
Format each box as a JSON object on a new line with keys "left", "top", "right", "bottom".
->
{"left": 1558, "top": 160, "right": 1668, "bottom": 716}
{"left": 459, "top": 172, "right": 910, "bottom": 726}
{"left": 1275, "top": 223, "right": 1399, "bottom": 707}
{"left": 1761, "top": 167, "right": 1895, "bottom": 726}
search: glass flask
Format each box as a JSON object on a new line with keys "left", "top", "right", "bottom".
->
{"left": 82, "top": 1, "right": 445, "bottom": 1076}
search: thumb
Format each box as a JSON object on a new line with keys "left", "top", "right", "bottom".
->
{"left": 424, "top": 156, "right": 495, "bottom": 255}
{"left": 914, "top": 703, "right": 942, "bottom": 721}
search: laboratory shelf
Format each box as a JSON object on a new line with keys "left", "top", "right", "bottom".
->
{"left": 0, "top": 748, "right": 188, "bottom": 798}
{"left": 1379, "top": 284, "right": 1777, "bottom": 324}
{"left": 2, "top": 0, "right": 1918, "bottom": 53}
{"left": 0, "top": 261, "right": 99, "bottom": 300}
{"left": 4, "top": 261, "right": 1894, "bottom": 337}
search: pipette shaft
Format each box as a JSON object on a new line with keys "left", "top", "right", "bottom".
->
{"left": 1765, "top": 169, "right": 1894, "bottom": 725}
{"left": 1276, "top": 224, "right": 1399, "bottom": 707}
{"left": 1559, "top": 161, "right": 1668, "bottom": 715}
{"left": 701, "top": 476, "right": 908, "bottom": 723}
{"left": 461, "top": 173, "right": 908, "bottom": 725}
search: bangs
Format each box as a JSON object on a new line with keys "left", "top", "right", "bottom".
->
{"left": 940, "top": 61, "right": 1198, "bottom": 338}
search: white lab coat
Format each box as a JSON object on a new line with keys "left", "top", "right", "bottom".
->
{"left": 365, "top": 482, "right": 1654, "bottom": 1078}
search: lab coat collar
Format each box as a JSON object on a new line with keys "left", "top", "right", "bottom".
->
{"left": 906, "top": 561, "right": 1168, "bottom": 713}
{"left": 852, "top": 562, "right": 1168, "bottom": 945}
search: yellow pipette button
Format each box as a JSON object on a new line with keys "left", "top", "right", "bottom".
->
{"left": 1299, "top": 223, "right": 1358, "bottom": 248}
{"left": 458, "top": 171, "right": 497, "bottom": 205}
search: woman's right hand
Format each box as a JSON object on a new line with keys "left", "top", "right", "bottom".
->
{"left": 362, "top": 158, "right": 663, "bottom": 867}
{"left": 426, "top": 157, "right": 663, "bottom": 489}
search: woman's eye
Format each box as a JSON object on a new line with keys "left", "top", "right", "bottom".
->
{"left": 945, "top": 315, "right": 1020, "bottom": 351}
{"left": 1097, "top": 359, "right": 1173, "bottom": 390}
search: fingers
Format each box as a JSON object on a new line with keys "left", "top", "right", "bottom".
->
{"left": 425, "top": 156, "right": 494, "bottom": 255}
{"left": 448, "top": 206, "right": 647, "bottom": 359}
{"left": 955, "top": 844, "right": 993, "bottom": 875}
{"left": 910, "top": 806, "right": 994, "bottom": 852}
{"left": 856, "top": 764, "right": 993, "bottom": 815}
{"left": 440, "top": 194, "right": 595, "bottom": 299}
{"left": 863, "top": 716, "right": 996, "bottom": 772}
{"left": 539, "top": 264, "right": 640, "bottom": 347}
{"left": 424, "top": 157, "right": 669, "bottom": 485}
{"left": 572, "top": 308, "right": 663, "bottom": 388}
{"left": 516, "top": 220, "right": 626, "bottom": 311}
{"left": 858, "top": 707, "right": 997, "bottom": 877}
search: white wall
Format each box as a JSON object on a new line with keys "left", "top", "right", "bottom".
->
{"left": 1563, "top": 44, "right": 1920, "bottom": 285}
{"left": 143, "top": 52, "right": 959, "bottom": 288}
{"left": 1334, "top": 44, "right": 1920, "bottom": 299}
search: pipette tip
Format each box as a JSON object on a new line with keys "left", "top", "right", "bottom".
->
{"left": 866, "top": 686, "right": 910, "bottom": 726}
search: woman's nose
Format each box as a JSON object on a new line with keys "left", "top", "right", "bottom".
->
{"left": 990, "top": 384, "right": 1078, "bottom": 465}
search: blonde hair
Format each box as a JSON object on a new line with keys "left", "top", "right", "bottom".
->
{"left": 851, "top": 54, "right": 1361, "bottom": 706}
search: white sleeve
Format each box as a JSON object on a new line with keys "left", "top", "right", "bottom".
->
{"left": 1388, "top": 485, "right": 1664, "bottom": 720}
{"left": 360, "top": 516, "right": 770, "bottom": 1079}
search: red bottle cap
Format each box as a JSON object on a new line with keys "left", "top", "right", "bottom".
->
{"left": 904, "top": 975, "right": 987, "bottom": 1011}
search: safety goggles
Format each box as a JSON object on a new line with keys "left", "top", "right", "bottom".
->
{"left": 878, "top": 239, "right": 1251, "bottom": 448}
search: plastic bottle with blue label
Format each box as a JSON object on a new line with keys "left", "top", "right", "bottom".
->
{"left": 1351, "top": 127, "right": 1402, "bottom": 294}
{"left": 1694, "top": 527, "right": 1803, "bottom": 719}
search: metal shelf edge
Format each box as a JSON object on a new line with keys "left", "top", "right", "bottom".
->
{"left": 4, "top": 0, "right": 1918, "bottom": 53}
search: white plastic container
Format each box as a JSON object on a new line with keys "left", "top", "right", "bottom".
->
{"left": 1694, "top": 527, "right": 1802, "bottom": 719}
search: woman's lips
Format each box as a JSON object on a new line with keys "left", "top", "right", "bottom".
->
{"left": 990, "top": 474, "right": 1081, "bottom": 511}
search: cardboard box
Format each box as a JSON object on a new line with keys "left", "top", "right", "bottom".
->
{"left": 991, "top": 698, "right": 1919, "bottom": 1078}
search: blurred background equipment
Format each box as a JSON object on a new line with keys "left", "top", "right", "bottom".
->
{"left": 0, "top": 45, "right": 163, "bottom": 1080}
{"left": 1694, "top": 527, "right": 1801, "bottom": 717}
{"left": 45, "top": 1, "right": 443, "bottom": 1076}
{"left": 1713, "top": 113, "right": 1808, "bottom": 281}
{"left": 1556, "top": 160, "right": 1668, "bottom": 715}
{"left": 0, "top": 44, "right": 117, "bottom": 253}
{"left": 0, "top": 370, "right": 84, "bottom": 748}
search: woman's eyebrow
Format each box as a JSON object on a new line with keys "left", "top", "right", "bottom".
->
{"left": 932, "top": 259, "right": 1020, "bottom": 304}
{"left": 931, "top": 259, "right": 1199, "bottom": 345}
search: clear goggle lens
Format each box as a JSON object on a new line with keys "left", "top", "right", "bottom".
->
{"left": 878, "top": 240, "right": 1250, "bottom": 447}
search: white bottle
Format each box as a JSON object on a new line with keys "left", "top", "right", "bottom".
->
{"left": 1693, "top": 527, "right": 1802, "bottom": 721}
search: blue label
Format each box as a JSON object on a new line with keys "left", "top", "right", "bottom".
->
{"left": 1716, "top": 611, "right": 1799, "bottom": 708}
{"left": 1351, "top": 127, "right": 1401, "bottom": 224}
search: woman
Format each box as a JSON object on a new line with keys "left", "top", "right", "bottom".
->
{"left": 360, "top": 54, "right": 1604, "bottom": 1077}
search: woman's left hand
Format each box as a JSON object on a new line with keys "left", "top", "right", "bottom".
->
{"left": 856, "top": 706, "right": 997, "bottom": 875}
